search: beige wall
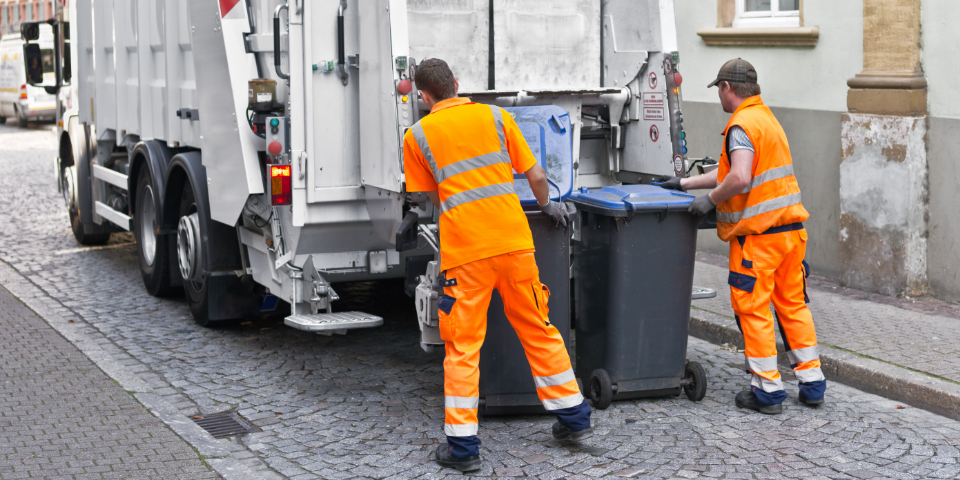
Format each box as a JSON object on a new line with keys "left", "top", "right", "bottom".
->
{"left": 675, "top": 0, "right": 863, "bottom": 112}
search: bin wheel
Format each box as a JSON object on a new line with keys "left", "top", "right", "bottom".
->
{"left": 683, "top": 361, "right": 707, "bottom": 402}
{"left": 588, "top": 369, "right": 613, "bottom": 410}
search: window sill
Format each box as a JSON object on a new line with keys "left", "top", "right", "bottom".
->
{"left": 696, "top": 27, "right": 819, "bottom": 47}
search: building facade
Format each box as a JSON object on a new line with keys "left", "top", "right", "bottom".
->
{"left": 678, "top": 0, "right": 960, "bottom": 302}
{"left": 0, "top": 0, "right": 56, "bottom": 37}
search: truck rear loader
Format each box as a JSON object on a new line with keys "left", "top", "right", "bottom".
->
{"left": 23, "top": 0, "right": 694, "bottom": 348}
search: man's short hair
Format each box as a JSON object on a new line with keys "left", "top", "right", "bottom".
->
{"left": 723, "top": 80, "right": 761, "bottom": 98}
{"left": 415, "top": 58, "right": 457, "bottom": 101}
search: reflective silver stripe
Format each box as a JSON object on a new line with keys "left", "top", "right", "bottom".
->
{"left": 740, "top": 165, "right": 795, "bottom": 194}
{"left": 542, "top": 392, "right": 585, "bottom": 411}
{"left": 533, "top": 368, "right": 576, "bottom": 389}
{"left": 488, "top": 105, "right": 507, "bottom": 152}
{"left": 750, "top": 373, "right": 784, "bottom": 393}
{"left": 786, "top": 345, "right": 819, "bottom": 365}
{"left": 795, "top": 367, "right": 826, "bottom": 383}
{"left": 445, "top": 423, "right": 479, "bottom": 437}
{"left": 436, "top": 151, "right": 512, "bottom": 184}
{"left": 411, "top": 121, "right": 439, "bottom": 181}
{"left": 716, "top": 192, "right": 803, "bottom": 224}
{"left": 745, "top": 355, "right": 779, "bottom": 373}
{"left": 445, "top": 396, "right": 480, "bottom": 409}
{"left": 441, "top": 182, "right": 516, "bottom": 212}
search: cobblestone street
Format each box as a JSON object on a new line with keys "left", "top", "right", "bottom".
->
{"left": 4, "top": 122, "right": 960, "bottom": 479}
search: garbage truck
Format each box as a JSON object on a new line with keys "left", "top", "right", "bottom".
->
{"left": 28, "top": 0, "right": 693, "bottom": 346}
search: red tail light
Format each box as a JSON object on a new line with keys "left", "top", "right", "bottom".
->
{"left": 270, "top": 165, "right": 292, "bottom": 206}
{"left": 20, "top": 84, "right": 27, "bottom": 100}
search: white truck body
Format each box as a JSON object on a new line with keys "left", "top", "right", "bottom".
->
{"left": 41, "top": 0, "right": 689, "bottom": 337}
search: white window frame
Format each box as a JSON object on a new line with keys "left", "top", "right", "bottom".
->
{"left": 733, "top": 0, "right": 800, "bottom": 28}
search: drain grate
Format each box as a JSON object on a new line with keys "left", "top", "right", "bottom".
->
{"left": 191, "top": 412, "right": 260, "bottom": 438}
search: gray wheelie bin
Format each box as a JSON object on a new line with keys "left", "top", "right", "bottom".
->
{"left": 569, "top": 185, "right": 707, "bottom": 409}
{"left": 478, "top": 104, "right": 575, "bottom": 416}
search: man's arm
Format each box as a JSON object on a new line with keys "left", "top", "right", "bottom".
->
{"left": 685, "top": 150, "right": 753, "bottom": 216}
{"left": 522, "top": 163, "right": 550, "bottom": 206}
{"left": 708, "top": 149, "right": 753, "bottom": 204}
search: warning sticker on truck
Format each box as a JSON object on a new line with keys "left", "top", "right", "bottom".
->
{"left": 642, "top": 93, "right": 664, "bottom": 106}
{"left": 643, "top": 108, "right": 665, "bottom": 121}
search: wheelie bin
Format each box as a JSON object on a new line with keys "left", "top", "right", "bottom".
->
{"left": 477, "top": 104, "right": 575, "bottom": 416}
{"left": 569, "top": 185, "right": 707, "bottom": 409}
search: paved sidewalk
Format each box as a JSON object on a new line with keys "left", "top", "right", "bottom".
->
{"left": 691, "top": 252, "right": 960, "bottom": 420}
{"left": 0, "top": 283, "right": 220, "bottom": 479}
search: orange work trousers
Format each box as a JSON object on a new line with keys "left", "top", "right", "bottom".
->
{"left": 728, "top": 226, "right": 825, "bottom": 404}
{"left": 438, "top": 250, "right": 584, "bottom": 438}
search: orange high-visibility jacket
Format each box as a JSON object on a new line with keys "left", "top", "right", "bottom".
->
{"left": 715, "top": 96, "right": 809, "bottom": 241}
{"left": 403, "top": 97, "right": 537, "bottom": 270}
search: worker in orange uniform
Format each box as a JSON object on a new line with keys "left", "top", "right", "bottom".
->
{"left": 403, "top": 59, "right": 592, "bottom": 472}
{"left": 661, "top": 59, "right": 826, "bottom": 415}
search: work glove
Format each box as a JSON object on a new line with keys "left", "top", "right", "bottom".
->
{"left": 539, "top": 200, "right": 570, "bottom": 228}
{"left": 688, "top": 193, "right": 716, "bottom": 217}
{"left": 656, "top": 175, "right": 685, "bottom": 192}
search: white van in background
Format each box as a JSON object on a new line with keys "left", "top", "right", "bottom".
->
{"left": 0, "top": 27, "right": 56, "bottom": 128}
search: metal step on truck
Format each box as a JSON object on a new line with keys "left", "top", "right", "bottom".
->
{"left": 23, "top": 0, "right": 696, "bottom": 344}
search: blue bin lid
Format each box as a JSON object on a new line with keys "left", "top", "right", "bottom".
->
{"left": 504, "top": 105, "right": 574, "bottom": 206}
{"left": 569, "top": 185, "right": 696, "bottom": 216}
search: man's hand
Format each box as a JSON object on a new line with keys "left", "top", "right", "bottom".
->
{"left": 688, "top": 193, "right": 716, "bottom": 217}
{"left": 656, "top": 176, "right": 685, "bottom": 192}
{"left": 540, "top": 200, "right": 570, "bottom": 228}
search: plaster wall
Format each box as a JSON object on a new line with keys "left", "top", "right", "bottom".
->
{"left": 839, "top": 114, "right": 927, "bottom": 297}
{"left": 675, "top": 0, "right": 862, "bottom": 113}
{"left": 683, "top": 101, "right": 841, "bottom": 280}
{"left": 921, "top": 2, "right": 960, "bottom": 119}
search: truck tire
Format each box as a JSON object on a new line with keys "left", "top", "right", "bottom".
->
{"left": 134, "top": 167, "right": 174, "bottom": 296}
{"left": 15, "top": 106, "right": 28, "bottom": 129}
{"left": 64, "top": 164, "right": 111, "bottom": 246}
{"left": 0, "top": 115, "right": 7, "bottom": 124}
{"left": 177, "top": 185, "right": 218, "bottom": 326}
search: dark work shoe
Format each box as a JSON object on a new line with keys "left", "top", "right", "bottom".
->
{"left": 799, "top": 391, "right": 825, "bottom": 406}
{"left": 735, "top": 390, "right": 783, "bottom": 415}
{"left": 434, "top": 443, "right": 481, "bottom": 472}
{"left": 552, "top": 421, "right": 594, "bottom": 441}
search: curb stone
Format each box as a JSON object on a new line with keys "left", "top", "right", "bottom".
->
{"left": 689, "top": 310, "right": 960, "bottom": 421}
{"left": 0, "top": 257, "right": 278, "bottom": 480}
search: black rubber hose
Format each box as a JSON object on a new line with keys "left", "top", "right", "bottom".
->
{"left": 337, "top": 14, "right": 345, "bottom": 68}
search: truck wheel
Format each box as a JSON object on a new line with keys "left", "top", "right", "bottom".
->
{"left": 134, "top": 168, "right": 173, "bottom": 296}
{"left": 64, "top": 164, "right": 111, "bottom": 246}
{"left": 15, "top": 106, "right": 28, "bottom": 129}
{"left": 0, "top": 115, "right": 7, "bottom": 124}
{"left": 177, "top": 185, "right": 218, "bottom": 326}
{"left": 588, "top": 369, "right": 613, "bottom": 410}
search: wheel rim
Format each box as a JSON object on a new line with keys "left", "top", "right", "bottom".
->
{"left": 177, "top": 212, "right": 201, "bottom": 280}
{"left": 590, "top": 376, "right": 602, "bottom": 401}
{"left": 685, "top": 367, "right": 698, "bottom": 393}
{"left": 139, "top": 185, "right": 158, "bottom": 266}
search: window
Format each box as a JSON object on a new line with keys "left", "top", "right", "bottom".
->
{"left": 733, "top": 0, "right": 800, "bottom": 28}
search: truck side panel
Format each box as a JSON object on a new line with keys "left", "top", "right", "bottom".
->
{"left": 165, "top": 0, "right": 201, "bottom": 149}
{"left": 188, "top": 0, "right": 264, "bottom": 225}
{"left": 138, "top": 0, "right": 167, "bottom": 142}
{"left": 76, "top": 0, "right": 93, "bottom": 125}
{"left": 93, "top": 0, "right": 116, "bottom": 132}
{"left": 114, "top": 0, "right": 140, "bottom": 137}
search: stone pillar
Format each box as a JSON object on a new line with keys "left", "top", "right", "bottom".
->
{"left": 840, "top": 0, "right": 928, "bottom": 296}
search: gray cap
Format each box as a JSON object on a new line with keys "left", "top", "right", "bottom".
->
{"left": 707, "top": 58, "right": 758, "bottom": 87}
